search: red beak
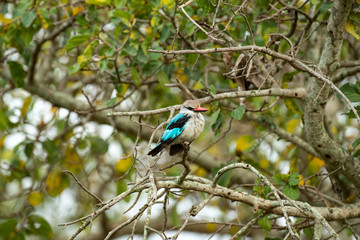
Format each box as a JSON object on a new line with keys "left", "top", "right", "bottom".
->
{"left": 193, "top": 106, "right": 208, "bottom": 112}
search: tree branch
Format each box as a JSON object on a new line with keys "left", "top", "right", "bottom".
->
{"left": 107, "top": 88, "right": 306, "bottom": 117}
{"left": 303, "top": 0, "right": 360, "bottom": 192}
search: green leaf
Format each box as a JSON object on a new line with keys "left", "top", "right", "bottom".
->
{"left": 231, "top": 105, "right": 246, "bottom": 120}
{"left": 196, "top": 0, "right": 216, "bottom": 13}
{"left": 0, "top": 219, "right": 17, "bottom": 239}
{"left": 0, "top": 77, "right": 7, "bottom": 87}
{"left": 258, "top": 215, "right": 272, "bottom": 231}
{"left": 283, "top": 184, "right": 300, "bottom": 200}
{"left": 68, "top": 63, "right": 81, "bottom": 76}
{"left": 136, "top": 48, "right": 148, "bottom": 64}
{"left": 8, "top": 61, "right": 26, "bottom": 88}
{"left": 157, "top": 70, "right": 169, "bottom": 86}
{"left": 340, "top": 82, "right": 360, "bottom": 102}
{"left": 273, "top": 173, "right": 286, "bottom": 185}
{"left": 90, "top": 137, "right": 109, "bottom": 155}
{"left": 116, "top": 180, "right": 131, "bottom": 202}
{"left": 288, "top": 173, "right": 300, "bottom": 186}
{"left": 345, "top": 106, "right": 360, "bottom": 119}
{"left": 210, "top": 109, "right": 221, "bottom": 125}
{"left": 353, "top": 149, "right": 360, "bottom": 158}
{"left": 171, "top": 204, "right": 180, "bottom": 226}
{"left": 124, "top": 45, "right": 138, "bottom": 56}
{"left": 114, "top": 0, "right": 126, "bottom": 8}
{"left": 212, "top": 166, "right": 233, "bottom": 187}
{"left": 105, "top": 46, "right": 115, "bottom": 57}
{"left": 108, "top": 9, "right": 131, "bottom": 19}
{"left": 131, "top": 66, "right": 141, "bottom": 86}
{"left": 115, "top": 84, "right": 123, "bottom": 94}
{"left": 83, "top": 40, "right": 100, "bottom": 60}
{"left": 0, "top": 109, "right": 10, "bottom": 131}
{"left": 42, "top": 139, "right": 59, "bottom": 163}
{"left": 319, "top": 2, "right": 333, "bottom": 13}
{"left": 21, "top": 11, "right": 37, "bottom": 28}
{"left": 24, "top": 142, "right": 34, "bottom": 158}
{"left": 303, "top": 227, "right": 314, "bottom": 238}
{"left": 99, "top": 58, "right": 109, "bottom": 72}
{"left": 159, "top": 25, "right": 171, "bottom": 42}
{"left": 66, "top": 34, "right": 90, "bottom": 52}
{"left": 26, "top": 215, "right": 53, "bottom": 239}
{"left": 85, "top": 0, "right": 111, "bottom": 6}
{"left": 310, "top": 0, "right": 318, "bottom": 5}
{"left": 210, "top": 109, "right": 222, "bottom": 135}
{"left": 352, "top": 137, "right": 360, "bottom": 149}
{"left": 106, "top": 97, "right": 117, "bottom": 107}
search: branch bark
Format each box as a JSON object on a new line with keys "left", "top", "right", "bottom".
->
{"left": 303, "top": 0, "right": 360, "bottom": 191}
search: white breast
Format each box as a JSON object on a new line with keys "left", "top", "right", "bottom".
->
{"left": 176, "top": 113, "right": 205, "bottom": 143}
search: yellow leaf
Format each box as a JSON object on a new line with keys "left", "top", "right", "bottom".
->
{"left": 176, "top": 68, "right": 187, "bottom": 83}
{"left": 307, "top": 155, "right": 325, "bottom": 175}
{"left": 332, "top": 126, "right": 337, "bottom": 135}
{"left": 298, "top": 175, "right": 304, "bottom": 186}
{"left": 64, "top": 147, "right": 82, "bottom": 173}
{"left": 161, "top": 0, "right": 175, "bottom": 9}
{"left": 45, "top": 171, "right": 70, "bottom": 197}
{"left": 345, "top": 194, "right": 355, "bottom": 203}
{"left": 193, "top": 81, "right": 204, "bottom": 90}
{"left": 145, "top": 26, "right": 153, "bottom": 36}
{"left": 205, "top": 223, "right": 217, "bottom": 232}
{"left": 115, "top": 156, "right": 133, "bottom": 173}
{"left": 0, "top": 14, "right": 12, "bottom": 26}
{"left": 28, "top": 191, "right": 44, "bottom": 206}
{"left": 0, "top": 136, "right": 5, "bottom": 149}
{"left": 150, "top": 16, "right": 159, "bottom": 27}
{"left": 229, "top": 79, "right": 237, "bottom": 89}
{"left": 285, "top": 119, "right": 301, "bottom": 133}
{"left": 259, "top": 158, "right": 270, "bottom": 169}
{"left": 284, "top": 98, "right": 302, "bottom": 115}
{"left": 345, "top": 22, "right": 360, "bottom": 40}
{"left": 77, "top": 55, "right": 87, "bottom": 64}
{"left": 129, "top": 31, "right": 136, "bottom": 39}
{"left": 230, "top": 225, "right": 240, "bottom": 235}
{"left": 37, "top": 9, "right": 49, "bottom": 29}
{"left": 51, "top": 107, "right": 58, "bottom": 114}
{"left": 1, "top": 149, "right": 14, "bottom": 160}
{"left": 193, "top": 166, "right": 207, "bottom": 177}
{"left": 72, "top": 6, "right": 84, "bottom": 16}
{"left": 21, "top": 96, "right": 32, "bottom": 118}
{"left": 296, "top": 0, "right": 309, "bottom": 13}
{"left": 236, "top": 135, "right": 255, "bottom": 153}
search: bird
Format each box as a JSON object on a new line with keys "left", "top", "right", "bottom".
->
{"left": 147, "top": 100, "right": 208, "bottom": 156}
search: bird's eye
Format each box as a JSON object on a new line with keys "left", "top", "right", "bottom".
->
{"left": 187, "top": 107, "right": 194, "bottom": 110}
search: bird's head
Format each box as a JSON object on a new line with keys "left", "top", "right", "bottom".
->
{"left": 181, "top": 100, "right": 208, "bottom": 113}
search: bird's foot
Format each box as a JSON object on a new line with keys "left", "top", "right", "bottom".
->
{"left": 176, "top": 141, "right": 191, "bottom": 185}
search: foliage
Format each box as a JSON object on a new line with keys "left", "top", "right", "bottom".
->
{"left": 0, "top": 0, "right": 360, "bottom": 239}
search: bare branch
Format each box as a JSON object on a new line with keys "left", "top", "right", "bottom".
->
{"left": 107, "top": 88, "right": 306, "bottom": 117}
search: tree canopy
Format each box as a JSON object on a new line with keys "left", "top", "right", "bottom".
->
{"left": 1, "top": 0, "right": 360, "bottom": 239}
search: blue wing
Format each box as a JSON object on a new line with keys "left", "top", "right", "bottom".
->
{"left": 160, "top": 113, "right": 191, "bottom": 143}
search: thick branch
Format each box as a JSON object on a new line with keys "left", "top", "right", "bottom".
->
{"left": 155, "top": 179, "right": 360, "bottom": 221}
{"left": 303, "top": 0, "right": 360, "bottom": 190}
{"left": 27, "top": 18, "right": 75, "bottom": 85}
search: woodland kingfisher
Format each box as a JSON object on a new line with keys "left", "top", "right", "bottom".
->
{"left": 147, "top": 100, "right": 208, "bottom": 156}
